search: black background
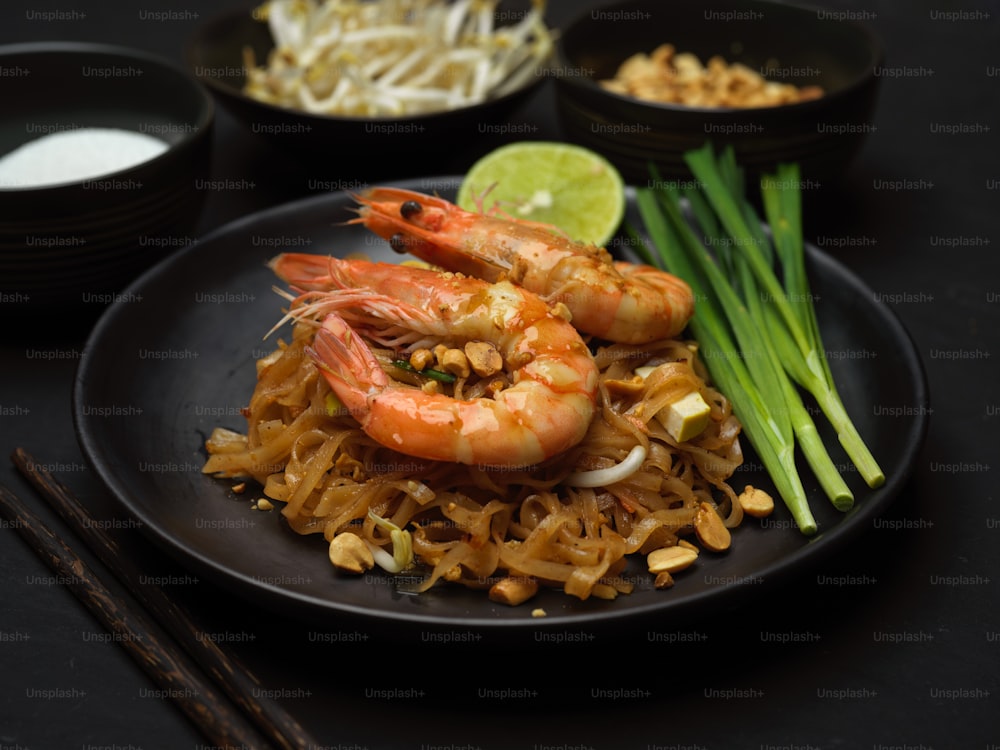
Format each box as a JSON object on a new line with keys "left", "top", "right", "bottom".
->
{"left": 2, "top": 1, "right": 998, "bottom": 748}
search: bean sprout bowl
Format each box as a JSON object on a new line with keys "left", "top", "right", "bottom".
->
{"left": 551, "top": 0, "right": 883, "bottom": 183}
{"left": 185, "top": 0, "right": 554, "bottom": 169}
{"left": 0, "top": 42, "right": 213, "bottom": 322}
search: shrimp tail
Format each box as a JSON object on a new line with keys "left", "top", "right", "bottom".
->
{"left": 306, "top": 313, "right": 385, "bottom": 422}
{"left": 269, "top": 252, "right": 344, "bottom": 291}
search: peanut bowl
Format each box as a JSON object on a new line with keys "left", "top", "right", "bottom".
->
{"left": 551, "top": 0, "right": 882, "bottom": 183}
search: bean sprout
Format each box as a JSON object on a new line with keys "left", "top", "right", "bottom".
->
{"left": 243, "top": 0, "right": 553, "bottom": 117}
{"left": 565, "top": 445, "right": 648, "bottom": 489}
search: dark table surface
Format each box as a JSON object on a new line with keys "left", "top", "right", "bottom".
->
{"left": 2, "top": 1, "right": 998, "bottom": 748}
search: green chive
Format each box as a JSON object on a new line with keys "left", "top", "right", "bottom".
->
{"left": 633, "top": 143, "right": 885, "bottom": 533}
{"left": 636, "top": 186, "right": 817, "bottom": 534}
{"left": 393, "top": 359, "right": 456, "bottom": 384}
{"left": 759, "top": 163, "right": 884, "bottom": 489}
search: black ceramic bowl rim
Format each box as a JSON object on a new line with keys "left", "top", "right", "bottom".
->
{"left": 184, "top": 4, "right": 550, "bottom": 126}
{"left": 554, "top": 0, "right": 883, "bottom": 117}
{"left": 0, "top": 40, "right": 214, "bottom": 195}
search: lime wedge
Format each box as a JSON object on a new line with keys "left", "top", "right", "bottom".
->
{"left": 457, "top": 142, "right": 626, "bottom": 248}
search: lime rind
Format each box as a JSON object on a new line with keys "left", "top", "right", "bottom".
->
{"left": 457, "top": 141, "right": 626, "bottom": 248}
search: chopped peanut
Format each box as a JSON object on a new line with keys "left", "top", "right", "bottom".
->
{"left": 464, "top": 341, "right": 503, "bottom": 378}
{"left": 328, "top": 533, "right": 374, "bottom": 574}
{"left": 589, "top": 583, "right": 620, "bottom": 600}
{"left": 488, "top": 576, "right": 539, "bottom": 606}
{"left": 601, "top": 43, "right": 824, "bottom": 108}
{"left": 647, "top": 545, "right": 698, "bottom": 574}
{"left": 654, "top": 571, "right": 675, "bottom": 589}
{"left": 409, "top": 348, "right": 435, "bottom": 371}
{"left": 738, "top": 485, "right": 775, "bottom": 517}
{"left": 677, "top": 538, "right": 699, "bottom": 553}
{"left": 437, "top": 348, "right": 470, "bottom": 378}
{"left": 693, "top": 501, "right": 731, "bottom": 552}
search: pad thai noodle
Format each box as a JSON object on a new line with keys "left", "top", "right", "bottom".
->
{"left": 203, "top": 188, "right": 753, "bottom": 606}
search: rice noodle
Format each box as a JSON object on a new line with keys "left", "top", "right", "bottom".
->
{"left": 203, "top": 317, "right": 747, "bottom": 604}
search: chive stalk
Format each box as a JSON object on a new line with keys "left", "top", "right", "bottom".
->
{"left": 730, "top": 229, "right": 854, "bottom": 511}
{"left": 392, "top": 359, "right": 456, "bottom": 383}
{"left": 634, "top": 143, "right": 884, "bottom": 533}
{"left": 691, "top": 154, "right": 854, "bottom": 510}
{"left": 759, "top": 164, "right": 885, "bottom": 488}
{"left": 685, "top": 145, "right": 882, "bottom": 489}
{"left": 635, "top": 188, "right": 817, "bottom": 534}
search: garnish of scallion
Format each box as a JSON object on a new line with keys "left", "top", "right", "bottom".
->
{"left": 392, "top": 359, "right": 456, "bottom": 384}
{"left": 632, "top": 143, "right": 884, "bottom": 535}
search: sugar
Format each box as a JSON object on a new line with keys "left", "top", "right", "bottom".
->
{"left": 0, "top": 127, "right": 170, "bottom": 189}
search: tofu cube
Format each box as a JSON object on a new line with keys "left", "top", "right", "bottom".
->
{"left": 656, "top": 391, "right": 711, "bottom": 443}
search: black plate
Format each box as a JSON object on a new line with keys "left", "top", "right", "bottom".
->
{"left": 74, "top": 177, "right": 929, "bottom": 629}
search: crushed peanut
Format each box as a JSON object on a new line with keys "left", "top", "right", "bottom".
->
{"left": 464, "top": 341, "right": 503, "bottom": 378}
{"left": 647, "top": 545, "right": 699, "bottom": 574}
{"left": 693, "top": 501, "right": 732, "bottom": 552}
{"left": 328, "top": 533, "right": 375, "bottom": 574}
{"left": 677, "top": 538, "right": 700, "bottom": 553}
{"left": 437, "top": 348, "right": 471, "bottom": 378}
{"left": 738, "top": 485, "right": 776, "bottom": 517}
{"left": 409, "top": 348, "right": 435, "bottom": 371}
{"left": 589, "top": 583, "right": 620, "bottom": 600}
{"left": 601, "top": 43, "right": 824, "bottom": 108}
{"left": 654, "top": 571, "right": 675, "bottom": 589}
{"left": 488, "top": 576, "right": 539, "bottom": 606}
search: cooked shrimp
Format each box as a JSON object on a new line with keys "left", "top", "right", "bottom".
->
{"left": 274, "top": 256, "right": 599, "bottom": 468}
{"left": 349, "top": 187, "right": 695, "bottom": 344}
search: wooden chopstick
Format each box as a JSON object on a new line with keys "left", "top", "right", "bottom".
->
{"left": 10, "top": 447, "right": 319, "bottom": 750}
{"left": 0, "top": 481, "right": 267, "bottom": 749}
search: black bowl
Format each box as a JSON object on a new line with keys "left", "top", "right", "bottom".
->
{"left": 552, "top": 0, "right": 882, "bottom": 183}
{"left": 0, "top": 42, "right": 214, "bottom": 321}
{"left": 184, "top": 3, "right": 550, "bottom": 175}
